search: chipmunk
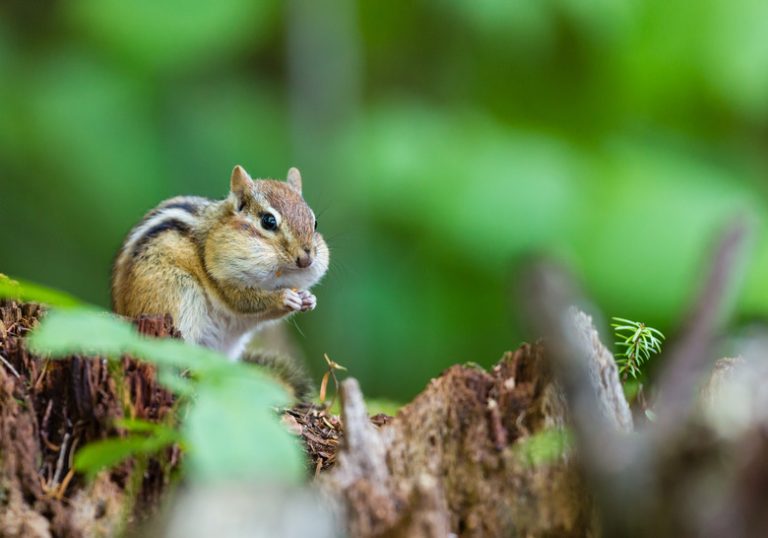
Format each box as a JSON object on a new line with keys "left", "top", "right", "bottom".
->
{"left": 111, "top": 165, "right": 329, "bottom": 367}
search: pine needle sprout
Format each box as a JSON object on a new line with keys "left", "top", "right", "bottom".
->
{"left": 611, "top": 317, "right": 665, "bottom": 381}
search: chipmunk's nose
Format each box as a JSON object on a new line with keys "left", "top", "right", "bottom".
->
{"left": 296, "top": 248, "right": 313, "bottom": 268}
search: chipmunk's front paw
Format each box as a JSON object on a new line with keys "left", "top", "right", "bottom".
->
{"left": 296, "top": 289, "right": 316, "bottom": 312}
{"left": 280, "top": 289, "right": 316, "bottom": 313}
{"left": 281, "top": 289, "right": 304, "bottom": 312}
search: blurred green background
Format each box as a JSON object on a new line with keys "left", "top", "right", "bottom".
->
{"left": 1, "top": 0, "right": 766, "bottom": 401}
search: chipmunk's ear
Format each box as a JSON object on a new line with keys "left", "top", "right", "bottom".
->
{"left": 286, "top": 167, "right": 302, "bottom": 195}
{"left": 230, "top": 165, "right": 254, "bottom": 204}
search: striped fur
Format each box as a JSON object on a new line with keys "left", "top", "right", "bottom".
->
{"left": 111, "top": 167, "right": 329, "bottom": 359}
{"left": 241, "top": 350, "right": 313, "bottom": 401}
{"left": 132, "top": 219, "right": 192, "bottom": 257}
{"left": 124, "top": 197, "right": 209, "bottom": 255}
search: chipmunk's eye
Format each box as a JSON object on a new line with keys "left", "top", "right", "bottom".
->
{"left": 314, "top": 219, "right": 318, "bottom": 231}
{"left": 260, "top": 213, "right": 278, "bottom": 231}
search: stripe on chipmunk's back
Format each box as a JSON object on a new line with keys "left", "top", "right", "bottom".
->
{"left": 132, "top": 217, "right": 193, "bottom": 257}
{"left": 126, "top": 200, "right": 202, "bottom": 253}
{"left": 137, "top": 198, "right": 206, "bottom": 227}
{"left": 162, "top": 200, "right": 202, "bottom": 215}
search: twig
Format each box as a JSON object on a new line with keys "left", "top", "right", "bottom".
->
{"left": 52, "top": 431, "right": 71, "bottom": 488}
{"left": 653, "top": 218, "right": 751, "bottom": 434}
{"left": 55, "top": 468, "right": 75, "bottom": 500}
{"left": 0, "top": 353, "right": 20, "bottom": 379}
{"left": 319, "top": 353, "right": 347, "bottom": 409}
{"left": 33, "top": 359, "right": 50, "bottom": 391}
{"left": 335, "top": 379, "right": 389, "bottom": 486}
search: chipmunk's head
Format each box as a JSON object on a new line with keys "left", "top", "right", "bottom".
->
{"left": 206, "top": 165, "right": 329, "bottom": 290}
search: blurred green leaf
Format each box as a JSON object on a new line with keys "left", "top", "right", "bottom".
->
{"left": 440, "top": 0, "right": 553, "bottom": 54}
{"left": 570, "top": 137, "right": 762, "bottom": 322}
{"left": 75, "top": 430, "right": 179, "bottom": 480}
{"left": 114, "top": 418, "right": 177, "bottom": 435}
{"left": 156, "top": 367, "right": 196, "bottom": 397}
{"left": 704, "top": 0, "right": 768, "bottom": 117}
{"left": 340, "top": 105, "right": 584, "bottom": 265}
{"left": 22, "top": 53, "right": 165, "bottom": 222}
{"left": 27, "top": 308, "right": 134, "bottom": 357}
{"left": 166, "top": 79, "right": 290, "bottom": 196}
{"left": 184, "top": 376, "right": 303, "bottom": 484}
{"left": 0, "top": 274, "right": 83, "bottom": 308}
{"left": 27, "top": 307, "right": 294, "bottom": 385}
{"left": 67, "top": 0, "right": 277, "bottom": 73}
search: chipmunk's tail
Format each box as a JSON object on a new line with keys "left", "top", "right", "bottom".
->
{"left": 240, "top": 350, "right": 313, "bottom": 402}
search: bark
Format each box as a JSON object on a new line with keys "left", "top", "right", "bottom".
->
{"left": 4, "top": 298, "right": 768, "bottom": 538}
{"left": 0, "top": 300, "right": 179, "bottom": 537}
{"left": 318, "top": 310, "right": 629, "bottom": 538}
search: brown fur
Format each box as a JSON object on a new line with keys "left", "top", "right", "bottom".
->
{"left": 111, "top": 166, "right": 329, "bottom": 360}
{"left": 260, "top": 180, "right": 316, "bottom": 246}
{"left": 113, "top": 221, "right": 210, "bottom": 320}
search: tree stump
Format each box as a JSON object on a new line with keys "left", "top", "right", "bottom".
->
{"left": 0, "top": 300, "right": 178, "bottom": 537}
{"left": 4, "top": 298, "right": 765, "bottom": 538}
{"left": 318, "top": 310, "right": 630, "bottom": 537}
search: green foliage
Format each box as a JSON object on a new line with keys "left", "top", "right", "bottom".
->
{"left": 74, "top": 419, "right": 181, "bottom": 480}
{"left": 67, "top": 0, "right": 277, "bottom": 72}
{"left": 28, "top": 308, "right": 136, "bottom": 357}
{"left": 612, "top": 317, "right": 665, "bottom": 380}
{"left": 0, "top": 274, "right": 83, "bottom": 309}
{"left": 185, "top": 379, "right": 304, "bottom": 484}
{"left": 18, "top": 291, "right": 304, "bottom": 485}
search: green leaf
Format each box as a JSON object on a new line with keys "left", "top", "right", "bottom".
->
{"left": 156, "top": 367, "right": 196, "bottom": 396}
{"left": 28, "top": 307, "right": 228, "bottom": 371}
{"left": 67, "top": 0, "right": 277, "bottom": 73}
{"left": 0, "top": 274, "right": 83, "bottom": 308}
{"left": 74, "top": 430, "right": 178, "bottom": 479}
{"left": 114, "top": 418, "right": 179, "bottom": 437}
{"left": 130, "top": 337, "right": 223, "bottom": 371}
{"left": 647, "top": 327, "right": 666, "bottom": 338}
{"left": 184, "top": 375, "right": 302, "bottom": 484}
{"left": 27, "top": 307, "right": 136, "bottom": 357}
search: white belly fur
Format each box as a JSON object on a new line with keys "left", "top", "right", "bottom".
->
{"left": 202, "top": 313, "right": 260, "bottom": 360}
{"left": 175, "top": 286, "right": 265, "bottom": 360}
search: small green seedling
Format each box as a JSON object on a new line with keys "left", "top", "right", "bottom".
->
{"left": 611, "top": 317, "right": 665, "bottom": 381}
